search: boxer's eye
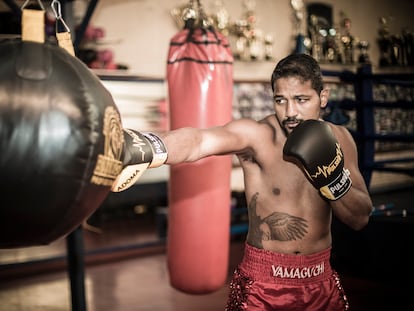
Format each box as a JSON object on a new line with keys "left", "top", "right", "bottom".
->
{"left": 295, "top": 96, "right": 310, "bottom": 104}
{"left": 273, "top": 97, "right": 286, "bottom": 105}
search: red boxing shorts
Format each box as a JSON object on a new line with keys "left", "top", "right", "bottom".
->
{"left": 225, "top": 243, "right": 349, "bottom": 311}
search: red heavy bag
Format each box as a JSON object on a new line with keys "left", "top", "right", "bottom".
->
{"left": 166, "top": 18, "right": 234, "bottom": 293}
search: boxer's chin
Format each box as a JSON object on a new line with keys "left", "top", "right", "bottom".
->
{"left": 284, "top": 121, "right": 301, "bottom": 135}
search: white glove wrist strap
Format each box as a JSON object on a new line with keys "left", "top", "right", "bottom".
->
{"left": 142, "top": 132, "right": 168, "bottom": 168}
{"left": 320, "top": 168, "right": 352, "bottom": 201}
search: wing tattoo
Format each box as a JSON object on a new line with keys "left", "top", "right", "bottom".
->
{"left": 247, "top": 192, "right": 308, "bottom": 245}
{"left": 262, "top": 212, "right": 308, "bottom": 241}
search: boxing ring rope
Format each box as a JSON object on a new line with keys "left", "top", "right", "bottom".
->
{"left": 322, "top": 64, "right": 414, "bottom": 187}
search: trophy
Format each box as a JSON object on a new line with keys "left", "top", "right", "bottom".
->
{"left": 357, "top": 40, "right": 371, "bottom": 64}
{"left": 377, "top": 17, "right": 392, "bottom": 67}
{"left": 291, "top": 0, "right": 307, "bottom": 54}
{"left": 340, "top": 14, "right": 355, "bottom": 64}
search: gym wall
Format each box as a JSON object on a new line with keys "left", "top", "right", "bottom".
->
{"left": 84, "top": 0, "right": 414, "bottom": 79}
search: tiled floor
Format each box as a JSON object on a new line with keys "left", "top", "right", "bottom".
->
{"left": 0, "top": 183, "right": 413, "bottom": 311}
{"left": 0, "top": 239, "right": 412, "bottom": 311}
{"left": 0, "top": 249, "right": 233, "bottom": 311}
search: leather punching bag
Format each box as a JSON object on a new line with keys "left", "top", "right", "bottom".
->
{"left": 166, "top": 21, "right": 234, "bottom": 294}
{"left": 0, "top": 39, "right": 124, "bottom": 248}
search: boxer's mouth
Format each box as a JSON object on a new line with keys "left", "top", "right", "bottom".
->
{"left": 283, "top": 118, "right": 302, "bottom": 130}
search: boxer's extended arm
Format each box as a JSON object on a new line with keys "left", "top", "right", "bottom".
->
{"left": 160, "top": 120, "right": 256, "bottom": 164}
{"left": 160, "top": 127, "right": 205, "bottom": 164}
{"left": 283, "top": 120, "right": 372, "bottom": 230}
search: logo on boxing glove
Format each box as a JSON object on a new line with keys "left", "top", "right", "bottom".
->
{"left": 306, "top": 143, "right": 343, "bottom": 180}
{"left": 320, "top": 168, "right": 352, "bottom": 201}
{"left": 304, "top": 143, "right": 352, "bottom": 200}
{"left": 304, "top": 143, "right": 352, "bottom": 201}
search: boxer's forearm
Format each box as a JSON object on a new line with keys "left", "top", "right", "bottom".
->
{"left": 330, "top": 185, "right": 372, "bottom": 231}
{"left": 160, "top": 127, "right": 204, "bottom": 164}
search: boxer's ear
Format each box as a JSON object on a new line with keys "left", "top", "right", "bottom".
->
{"left": 320, "top": 89, "right": 329, "bottom": 108}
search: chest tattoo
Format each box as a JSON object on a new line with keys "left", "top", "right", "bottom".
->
{"left": 248, "top": 192, "right": 308, "bottom": 248}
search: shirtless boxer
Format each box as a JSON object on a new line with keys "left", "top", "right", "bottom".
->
{"left": 155, "top": 54, "right": 372, "bottom": 311}
{"left": 125, "top": 53, "right": 372, "bottom": 310}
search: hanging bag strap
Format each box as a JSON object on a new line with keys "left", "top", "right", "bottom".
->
{"left": 51, "top": 0, "right": 75, "bottom": 56}
{"left": 21, "top": 0, "right": 45, "bottom": 43}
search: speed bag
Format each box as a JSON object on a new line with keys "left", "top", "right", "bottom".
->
{"left": 166, "top": 27, "right": 234, "bottom": 294}
{"left": 0, "top": 40, "right": 124, "bottom": 248}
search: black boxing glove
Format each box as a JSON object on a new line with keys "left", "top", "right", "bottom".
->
{"left": 111, "top": 129, "right": 168, "bottom": 192}
{"left": 283, "top": 120, "right": 352, "bottom": 201}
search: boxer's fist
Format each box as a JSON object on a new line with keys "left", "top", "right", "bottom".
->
{"left": 283, "top": 120, "right": 352, "bottom": 201}
{"left": 111, "top": 129, "right": 168, "bottom": 192}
